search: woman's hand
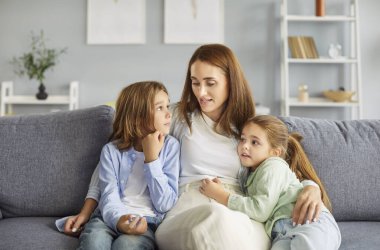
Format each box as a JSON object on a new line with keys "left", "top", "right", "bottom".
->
{"left": 63, "top": 213, "right": 89, "bottom": 236}
{"left": 142, "top": 131, "right": 165, "bottom": 163}
{"left": 292, "top": 185, "right": 323, "bottom": 225}
{"left": 200, "top": 178, "right": 230, "bottom": 206}
{"left": 117, "top": 215, "right": 148, "bottom": 235}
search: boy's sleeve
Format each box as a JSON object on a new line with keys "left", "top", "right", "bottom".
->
{"left": 144, "top": 136, "right": 180, "bottom": 213}
{"left": 98, "top": 145, "right": 130, "bottom": 232}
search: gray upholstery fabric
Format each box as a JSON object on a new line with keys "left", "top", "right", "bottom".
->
{"left": 279, "top": 116, "right": 380, "bottom": 221}
{"left": 338, "top": 221, "right": 380, "bottom": 250}
{"left": 0, "top": 217, "right": 79, "bottom": 250}
{"left": 0, "top": 106, "right": 114, "bottom": 218}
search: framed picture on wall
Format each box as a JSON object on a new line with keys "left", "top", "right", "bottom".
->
{"left": 164, "top": 0, "right": 224, "bottom": 44}
{"left": 87, "top": 0, "right": 145, "bottom": 44}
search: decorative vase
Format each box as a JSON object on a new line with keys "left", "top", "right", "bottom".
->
{"left": 36, "top": 83, "right": 48, "bottom": 100}
{"left": 316, "top": 0, "right": 325, "bottom": 16}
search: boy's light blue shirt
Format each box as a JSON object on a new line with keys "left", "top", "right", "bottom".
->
{"left": 98, "top": 135, "right": 180, "bottom": 233}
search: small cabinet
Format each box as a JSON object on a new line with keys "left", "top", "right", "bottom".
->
{"left": 0, "top": 81, "right": 79, "bottom": 116}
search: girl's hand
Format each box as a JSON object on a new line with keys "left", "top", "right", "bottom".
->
{"left": 142, "top": 131, "right": 165, "bottom": 163}
{"left": 63, "top": 213, "right": 89, "bottom": 236}
{"left": 200, "top": 178, "right": 230, "bottom": 206}
{"left": 117, "top": 215, "right": 148, "bottom": 235}
{"left": 292, "top": 185, "right": 323, "bottom": 225}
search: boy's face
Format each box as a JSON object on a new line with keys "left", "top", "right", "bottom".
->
{"left": 237, "top": 123, "right": 276, "bottom": 169}
{"left": 154, "top": 90, "right": 171, "bottom": 135}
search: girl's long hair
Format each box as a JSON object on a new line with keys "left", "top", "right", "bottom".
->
{"left": 243, "top": 115, "right": 332, "bottom": 211}
{"left": 110, "top": 81, "right": 168, "bottom": 151}
{"left": 178, "top": 44, "right": 255, "bottom": 138}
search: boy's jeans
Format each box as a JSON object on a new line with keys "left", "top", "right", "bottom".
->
{"left": 77, "top": 210, "right": 161, "bottom": 250}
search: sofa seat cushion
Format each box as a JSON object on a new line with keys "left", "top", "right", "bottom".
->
{"left": 279, "top": 116, "right": 380, "bottom": 221}
{"left": 0, "top": 217, "right": 78, "bottom": 250}
{"left": 338, "top": 221, "right": 380, "bottom": 250}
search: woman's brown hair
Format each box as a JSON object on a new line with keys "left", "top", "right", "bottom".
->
{"left": 177, "top": 44, "right": 255, "bottom": 138}
{"left": 244, "top": 115, "right": 332, "bottom": 211}
{"left": 110, "top": 81, "right": 168, "bottom": 151}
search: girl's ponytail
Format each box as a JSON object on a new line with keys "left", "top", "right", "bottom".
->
{"left": 287, "top": 133, "right": 332, "bottom": 211}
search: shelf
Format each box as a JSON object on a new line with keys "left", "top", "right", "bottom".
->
{"left": 1, "top": 81, "right": 79, "bottom": 116}
{"left": 288, "top": 97, "right": 359, "bottom": 107}
{"left": 287, "top": 57, "right": 357, "bottom": 64}
{"left": 286, "top": 15, "right": 355, "bottom": 22}
{"left": 3, "top": 95, "right": 71, "bottom": 105}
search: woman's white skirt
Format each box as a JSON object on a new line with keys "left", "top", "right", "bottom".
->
{"left": 156, "top": 181, "right": 271, "bottom": 250}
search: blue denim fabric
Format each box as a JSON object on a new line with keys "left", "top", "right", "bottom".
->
{"left": 271, "top": 211, "right": 341, "bottom": 250}
{"left": 77, "top": 211, "right": 160, "bottom": 250}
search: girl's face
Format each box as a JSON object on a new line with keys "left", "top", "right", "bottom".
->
{"left": 153, "top": 90, "right": 171, "bottom": 135}
{"left": 190, "top": 60, "right": 229, "bottom": 122}
{"left": 238, "top": 123, "right": 277, "bottom": 169}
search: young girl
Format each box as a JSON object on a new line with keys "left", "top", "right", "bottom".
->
{"left": 77, "top": 81, "right": 180, "bottom": 250}
{"left": 200, "top": 115, "right": 341, "bottom": 250}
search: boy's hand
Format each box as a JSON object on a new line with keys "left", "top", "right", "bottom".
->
{"left": 63, "top": 213, "right": 88, "bottom": 236}
{"left": 200, "top": 178, "right": 230, "bottom": 206}
{"left": 117, "top": 215, "right": 148, "bottom": 235}
{"left": 142, "top": 131, "right": 165, "bottom": 163}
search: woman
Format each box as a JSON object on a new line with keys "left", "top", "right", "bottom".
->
{"left": 59, "top": 44, "right": 323, "bottom": 249}
{"left": 155, "top": 44, "right": 322, "bottom": 250}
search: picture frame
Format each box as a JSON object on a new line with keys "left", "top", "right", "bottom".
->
{"left": 164, "top": 0, "right": 224, "bottom": 44}
{"left": 87, "top": 0, "right": 145, "bottom": 44}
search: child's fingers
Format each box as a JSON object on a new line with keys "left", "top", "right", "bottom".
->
{"left": 135, "top": 218, "right": 147, "bottom": 234}
{"left": 64, "top": 217, "right": 75, "bottom": 233}
{"left": 213, "top": 177, "right": 222, "bottom": 184}
{"left": 128, "top": 216, "right": 140, "bottom": 229}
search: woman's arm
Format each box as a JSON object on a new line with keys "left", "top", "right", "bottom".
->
{"left": 292, "top": 184, "right": 323, "bottom": 225}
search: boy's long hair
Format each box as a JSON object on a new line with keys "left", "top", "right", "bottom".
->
{"left": 178, "top": 44, "right": 255, "bottom": 138}
{"left": 243, "top": 115, "right": 332, "bottom": 211}
{"left": 110, "top": 81, "right": 168, "bottom": 151}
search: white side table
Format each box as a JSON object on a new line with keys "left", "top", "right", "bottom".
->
{"left": 0, "top": 81, "right": 79, "bottom": 116}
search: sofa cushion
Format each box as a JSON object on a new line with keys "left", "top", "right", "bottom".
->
{"left": 337, "top": 221, "right": 380, "bottom": 250}
{"left": 0, "top": 217, "right": 78, "bottom": 250}
{"left": 279, "top": 116, "right": 380, "bottom": 221}
{"left": 0, "top": 106, "right": 114, "bottom": 218}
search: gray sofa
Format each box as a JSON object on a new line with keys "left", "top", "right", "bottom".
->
{"left": 0, "top": 105, "right": 379, "bottom": 249}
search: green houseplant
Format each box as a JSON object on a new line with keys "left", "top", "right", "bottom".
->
{"left": 11, "top": 31, "right": 67, "bottom": 100}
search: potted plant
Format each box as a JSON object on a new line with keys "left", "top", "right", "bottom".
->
{"left": 11, "top": 31, "right": 67, "bottom": 100}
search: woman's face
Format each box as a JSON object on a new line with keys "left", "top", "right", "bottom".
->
{"left": 190, "top": 60, "right": 229, "bottom": 122}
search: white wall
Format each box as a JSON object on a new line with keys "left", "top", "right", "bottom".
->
{"left": 0, "top": 0, "right": 379, "bottom": 119}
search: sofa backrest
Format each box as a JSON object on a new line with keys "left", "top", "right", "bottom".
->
{"left": 0, "top": 106, "right": 114, "bottom": 218}
{"left": 280, "top": 116, "right": 380, "bottom": 221}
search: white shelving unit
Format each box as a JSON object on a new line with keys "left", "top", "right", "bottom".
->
{"left": 0, "top": 81, "right": 79, "bottom": 116}
{"left": 280, "top": 0, "right": 362, "bottom": 119}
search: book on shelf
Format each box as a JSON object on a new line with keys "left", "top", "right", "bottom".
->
{"left": 288, "top": 36, "right": 319, "bottom": 59}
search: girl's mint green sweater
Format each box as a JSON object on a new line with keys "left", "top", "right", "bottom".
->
{"left": 228, "top": 157, "right": 303, "bottom": 236}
